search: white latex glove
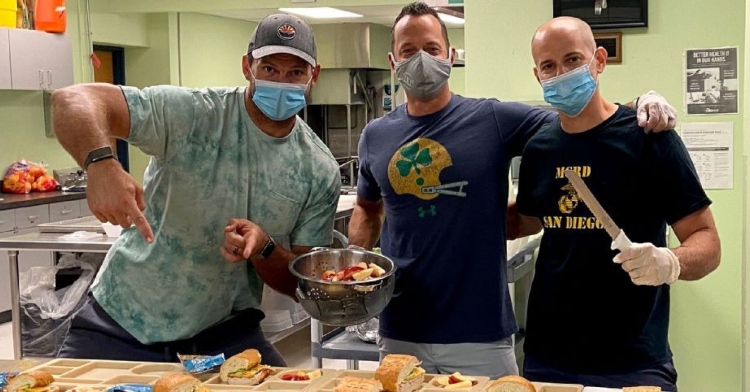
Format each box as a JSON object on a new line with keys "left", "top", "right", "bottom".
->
{"left": 634, "top": 90, "right": 678, "bottom": 133}
{"left": 613, "top": 242, "right": 681, "bottom": 286}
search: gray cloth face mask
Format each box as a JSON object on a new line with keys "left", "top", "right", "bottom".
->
{"left": 392, "top": 50, "right": 452, "bottom": 100}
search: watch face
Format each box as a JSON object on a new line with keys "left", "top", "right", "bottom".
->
{"left": 261, "top": 238, "right": 276, "bottom": 258}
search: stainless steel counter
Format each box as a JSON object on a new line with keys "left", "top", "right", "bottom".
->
{"left": 0, "top": 195, "right": 357, "bottom": 359}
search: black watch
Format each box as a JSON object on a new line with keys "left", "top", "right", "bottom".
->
{"left": 83, "top": 146, "right": 116, "bottom": 170}
{"left": 259, "top": 237, "right": 276, "bottom": 259}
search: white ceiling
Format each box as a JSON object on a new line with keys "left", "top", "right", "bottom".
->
{"left": 201, "top": 5, "right": 464, "bottom": 27}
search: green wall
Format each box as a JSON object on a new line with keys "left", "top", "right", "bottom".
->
{"left": 465, "top": 1, "right": 745, "bottom": 391}
{"left": 177, "top": 13, "right": 257, "bottom": 88}
{"left": 448, "top": 28, "right": 465, "bottom": 96}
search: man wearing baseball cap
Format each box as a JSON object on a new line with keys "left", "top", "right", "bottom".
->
{"left": 52, "top": 13, "right": 340, "bottom": 362}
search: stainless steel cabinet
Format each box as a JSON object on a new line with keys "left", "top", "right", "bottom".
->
{"left": 7, "top": 28, "right": 73, "bottom": 90}
{"left": 50, "top": 201, "right": 81, "bottom": 222}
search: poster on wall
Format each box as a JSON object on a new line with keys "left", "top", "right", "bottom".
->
{"left": 680, "top": 122, "right": 733, "bottom": 189}
{"left": 684, "top": 47, "right": 739, "bottom": 115}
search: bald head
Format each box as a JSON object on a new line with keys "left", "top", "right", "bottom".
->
{"left": 532, "top": 17, "right": 596, "bottom": 61}
{"left": 531, "top": 16, "right": 605, "bottom": 82}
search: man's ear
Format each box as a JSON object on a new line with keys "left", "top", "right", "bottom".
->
{"left": 310, "top": 64, "right": 322, "bottom": 86}
{"left": 533, "top": 67, "right": 541, "bottom": 85}
{"left": 594, "top": 47, "right": 608, "bottom": 74}
{"left": 242, "top": 54, "right": 252, "bottom": 81}
{"left": 449, "top": 46, "right": 456, "bottom": 64}
{"left": 388, "top": 52, "right": 396, "bottom": 72}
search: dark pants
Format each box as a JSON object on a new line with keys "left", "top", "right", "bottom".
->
{"left": 524, "top": 355, "right": 678, "bottom": 391}
{"left": 58, "top": 296, "right": 286, "bottom": 365}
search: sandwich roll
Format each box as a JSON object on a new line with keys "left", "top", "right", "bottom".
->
{"left": 374, "top": 354, "right": 425, "bottom": 392}
{"left": 486, "top": 375, "right": 536, "bottom": 392}
{"left": 7, "top": 371, "right": 57, "bottom": 392}
{"left": 219, "top": 349, "right": 274, "bottom": 385}
{"left": 623, "top": 387, "right": 661, "bottom": 392}
{"left": 153, "top": 373, "right": 206, "bottom": 392}
{"left": 334, "top": 376, "right": 383, "bottom": 392}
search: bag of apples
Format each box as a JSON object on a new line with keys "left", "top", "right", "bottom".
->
{"left": 2, "top": 159, "right": 60, "bottom": 194}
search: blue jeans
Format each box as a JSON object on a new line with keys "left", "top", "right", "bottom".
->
{"left": 523, "top": 355, "right": 677, "bottom": 391}
{"left": 58, "top": 296, "right": 286, "bottom": 365}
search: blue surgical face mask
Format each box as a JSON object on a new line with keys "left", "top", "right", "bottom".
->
{"left": 251, "top": 73, "right": 310, "bottom": 121}
{"left": 540, "top": 54, "right": 598, "bottom": 117}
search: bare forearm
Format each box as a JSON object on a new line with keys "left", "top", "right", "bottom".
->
{"left": 51, "top": 84, "right": 130, "bottom": 165}
{"left": 672, "top": 228, "right": 721, "bottom": 281}
{"left": 348, "top": 205, "right": 383, "bottom": 249}
{"left": 250, "top": 245, "right": 301, "bottom": 299}
{"left": 518, "top": 216, "right": 543, "bottom": 238}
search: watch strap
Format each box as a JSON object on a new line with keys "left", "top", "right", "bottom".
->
{"left": 83, "top": 146, "right": 116, "bottom": 170}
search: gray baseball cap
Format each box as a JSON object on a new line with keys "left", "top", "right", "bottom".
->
{"left": 248, "top": 14, "right": 317, "bottom": 66}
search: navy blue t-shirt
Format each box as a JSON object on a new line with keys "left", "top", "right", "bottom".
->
{"left": 358, "top": 94, "right": 555, "bottom": 343}
{"left": 516, "top": 105, "right": 711, "bottom": 373}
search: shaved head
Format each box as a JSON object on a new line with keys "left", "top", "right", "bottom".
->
{"left": 530, "top": 16, "right": 606, "bottom": 83}
{"left": 532, "top": 17, "right": 596, "bottom": 62}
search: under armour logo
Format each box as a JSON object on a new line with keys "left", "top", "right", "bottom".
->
{"left": 418, "top": 205, "right": 437, "bottom": 218}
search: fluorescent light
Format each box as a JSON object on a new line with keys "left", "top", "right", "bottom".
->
{"left": 278, "top": 7, "right": 363, "bottom": 19}
{"left": 437, "top": 12, "right": 464, "bottom": 25}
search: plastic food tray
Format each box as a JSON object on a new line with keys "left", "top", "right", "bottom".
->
{"left": 314, "top": 369, "right": 490, "bottom": 392}
{"left": 22, "top": 359, "right": 336, "bottom": 391}
{"left": 529, "top": 382, "right": 585, "bottom": 392}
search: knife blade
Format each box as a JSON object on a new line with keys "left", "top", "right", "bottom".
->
{"left": 563, "top": 169, "right": 632, "bottom": 250}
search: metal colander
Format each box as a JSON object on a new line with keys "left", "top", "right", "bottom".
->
{"left": 289, "top": 248, "right": 396, "bottom": 326}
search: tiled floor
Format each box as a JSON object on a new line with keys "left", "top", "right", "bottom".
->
{"left": 0, "top": 321, "right": 379, "bottom": 370}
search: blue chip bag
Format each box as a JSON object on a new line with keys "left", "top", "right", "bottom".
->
{"left": 178, "top": 353, "right": 225, "bottom": 375}
{"left": 105, "top": 384, "right": 153, "bottom": 392}
{"left": 0, "top": 372, "right": 19, "bottom": 390}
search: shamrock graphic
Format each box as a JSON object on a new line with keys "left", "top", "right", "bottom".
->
{"left": 396, "top": 142, "right": 433, "bottom": 177}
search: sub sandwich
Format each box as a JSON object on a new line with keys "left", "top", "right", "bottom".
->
{"left": 374, "top": 354, "right": 425, "bottom": 392}
{"left": 219, "top": 349, "right": 275, "bottom": 385}
{"left": 153, "top": 373, "right": 209, "bottom": 392}
{"left": 334, "top": 376, "right": 383, "bottom": 392}
{"left": 486, "top": 375, "right": 536, "bottom": 392}
{"left": 623, "top": 387, "right": 661, "bottom": 392}
{"left": 6, "top": 371, "right": 58, "bottom": 392}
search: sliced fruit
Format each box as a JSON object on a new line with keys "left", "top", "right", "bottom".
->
{"left": 356, "top": 262, "right": 368, "bottom": 269}
{"left": 444, "top": 380, "right": 472, "bottom": 389}
{"left": 351, "top": 268, "right": 375, "bottom": 281}
{"left": 435, "top": 376, "right": 450, "bottom": 386}
{"left": 369, "top": 263, "right": 386, "bottom": 277}
{"left": 306, "top": 369, "right": 323, "bottom": 380}
{"left": 321, "top": 270, "right": 337, "bottom": 281}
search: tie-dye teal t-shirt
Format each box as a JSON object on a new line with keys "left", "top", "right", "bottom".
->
{"left": 91, "top": 85, "right": 341, "bottom": 344}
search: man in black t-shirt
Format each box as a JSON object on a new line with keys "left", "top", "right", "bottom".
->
{"left": 513, "top": 17, "right": 721, "bottom": 390}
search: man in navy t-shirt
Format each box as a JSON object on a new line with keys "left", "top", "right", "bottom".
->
{"left": 347, "top": 3, "right": 681, "bottom": 379}
{"left": 515, "top": 17, "right": 721, "bottom": 389}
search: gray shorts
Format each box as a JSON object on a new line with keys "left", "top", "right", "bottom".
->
{"left": 377, "top": 336, "right": 518, "bottom": 379}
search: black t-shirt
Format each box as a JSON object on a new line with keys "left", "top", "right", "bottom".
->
{"left": 516, "top": 105, "right": 711, "bottom": 374}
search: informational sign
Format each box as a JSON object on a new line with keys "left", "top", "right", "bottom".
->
{"left": 684, "top": 47, "right": 739, "bottom": 115}
{"left": 680, "top": 122, "right": 733, "bottom": 189}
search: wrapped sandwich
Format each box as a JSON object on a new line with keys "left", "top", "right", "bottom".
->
{"left": 334, "top": 376, "right": 383, "bottom": 392}
{"left": 374, "top": 354, "right": 425, "bottom": 392}
{"left": 219, "top": 349, "right": 275, "bottom": 385}
{"left": 6, "top": 371, "right": 58, "bottom": 392}
{"left": 486, "top": 376, "right": 536, "bottom": 392}
{"left": 623, "top": 387, "right": 661, "bottom": 392}
{"left": 153, "top": 373, "right": 208, "bottom": 392}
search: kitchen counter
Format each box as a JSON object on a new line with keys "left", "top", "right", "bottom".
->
{"left": 0, "top": 191, "right": 86, "bottom": 211}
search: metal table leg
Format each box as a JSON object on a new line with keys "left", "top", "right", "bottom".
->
{"left": 8, "top": 250, "right": 21, "bottom": 359}
{"left": 346, "top": 360, "right": 359, "bottom": 370}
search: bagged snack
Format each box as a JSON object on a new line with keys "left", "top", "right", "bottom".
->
{"left": 178, "top": 353, "right": 225, "bottom": 375}
{"left": 0, "top": 372, "right": 19, "bottom": 390}
{"left": 2, "top": 160, "right": 59, "bottom": 194}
